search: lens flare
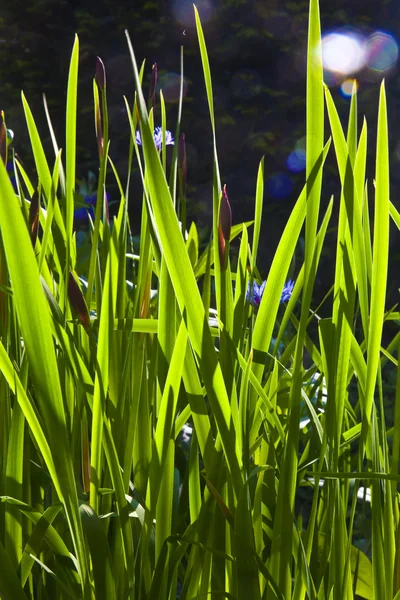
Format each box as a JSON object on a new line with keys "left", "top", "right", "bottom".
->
{"left": 286, "top": 149, "right": 306, "bottom": 173}
{"left": 365, "top": 31, "right": 398, "bottom": 72}
{"left": 321, "top": 32, "right": 365, "bottom": 75}
{"left": 171, "top": 0, "right": 215, "bottom": 27}
{"left": 340, "top": 78, "right": 358, "bottom": 98}
{"left": 158, "top": 72, "right": 188, "bottom": 103}
{"left": 268, "top": 173, "right": 293, "bottom": 199}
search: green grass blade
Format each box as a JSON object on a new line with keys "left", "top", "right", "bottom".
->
{"left": 43, "top": 92, "right": 66, "bottom": 195}
{"left": 21, "top": 93, "right": 67, "bottom": 267}
{"left": 19, "top": 504, "right": 64, "bottom": 587}
{"left": 363, "top": 81, "right": 389, "bottom": 424}
{"left": 0, "top": 159, "right": 90, "bottom": 597}
{"left": 193, "top": 6, "right": 222, "bottom": 313}
{"left": 125, "top": 29, "right": 243, "bottom": 495}
{"left": 267, "top": 0, "right": 324, "bottom": 595}
{"left": 0, "top": 340, "right": 57, "bottom": 480}
{"left": 90, "top": 254, "right": 112, "bottom": 513}
{"left": 0, "top": 539, "right": 28, "bottom": 600}
{"left": 65, "top": 35, "right": 79, "bottom": 265}
{"left": 252, "top": 139, "right": 330, "bottom": 378}
{"left": 251, "top": 157, "right": 264, "bottom": 272}
{"left": 80, "top": 504, "right": 116, "bottom": 600}
{"left": 4, "top": 399, "right": 25, "bottom": 570}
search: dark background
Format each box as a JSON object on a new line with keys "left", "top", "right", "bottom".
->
{"left": 1, "top": 0, "right": 400, "bottom": 302}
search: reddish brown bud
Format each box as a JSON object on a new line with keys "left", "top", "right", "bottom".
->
{"left": 68, "top": 272, "right": 91, "bottom": 333}
{"left": 29, "top": 189, "right": 40, "bottom": 248}
{"left": 95, "top": 56, "right": 106, "bottom": 91}
{"left": 95, "top": 100, "right": 103, "bottom": 159}
{"left": 220, "top": 185, "right": 232, "bottom": 240}
{"left": 135, "top": 103, "right": 141, "bottom": 125}
{"left": 148, "top": 63, "right": 158, "bottom": 111}
{"left": 204, "top": 476, "right": 234, "bottom": 526}
{"left": 0, "top": 111, "right": 6, "bottom": 165}
{"left": 218, "top": 184, "right": 232, "bottom": 269}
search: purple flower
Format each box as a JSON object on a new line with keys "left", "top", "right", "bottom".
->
{"left": 247, "top": 279, "right": 295, "bottom": 307}
{"left": 6, "top": 160, "right": 17, "bottom": 191}
{"left": 247, "top": 280, "right": 266, "bottom": 307}
{"left": 73, "top": 193, "right": 109, "bottom": 230}
{"left": 280, "top": 279, "right": 295, "bottom": 303}
{"left": 136, "top": 126, "right": 174, "bottom": 151}
{"left": 74, "top": 194, "right": 96, "bottom": 228}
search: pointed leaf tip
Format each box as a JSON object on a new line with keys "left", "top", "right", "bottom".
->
{"left": 95, "top": 56, "right": 106, "bottom": 91}
{"left": 220, "top": 184, "right": 232, "bottom": 241}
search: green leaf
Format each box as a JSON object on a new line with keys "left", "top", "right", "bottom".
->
{"left": 0, "top": 154, "right": 90, "bottom": 598}
{"left": 364, "top": 81, "right": 389, "bottom": 423}
{"left": 0, "top": 539, "right": 28, "bottom": 600}
{"left": 80, "top": 504, "right": 116, "bottom": 600}
{"left": 125, "top": 29, "right": 243, "bottom": 497}
{"left": 351, "top": 546, "right": 373, "bottom": 600}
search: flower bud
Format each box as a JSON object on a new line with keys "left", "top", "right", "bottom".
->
{"left": 148, "top": 62, "right": 158, "bottom": 111}
{"left": 95, "top": 56, "right": 106, "bottom": 91}
{"left": 29, "top": 189, "right": 40, "bottom": 248}
{"left": 68, "top": 272, "right": 91, "bottom": 333}
{"left": 218, "top": 184, "right": 232, "bottom": 269}
{"left": 0, "top": 111, "right": 7, "bottom": 165}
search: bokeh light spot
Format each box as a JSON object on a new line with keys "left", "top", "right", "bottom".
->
{"left": 171, "top": 0, "right": 215, "bottom": 28}
{"left": 340, "top": 78, "right": 358, "bottom": 98}
{"left": 158, "top": 72, "right": 188, "bottom": 103}
{"left": 286, "top": 149, "right": 306, "bottom": 173}
{"left": 268, "top": 174, "right": 293, "bottom": 199}
{"left": 321, "top": 32, "right": 365, "bottom": 75}
{"left": 365, "top": 31, "right": 398, "bottom": 72}
{"left": 295, "top": 136, "right": 306, "bottom": 152}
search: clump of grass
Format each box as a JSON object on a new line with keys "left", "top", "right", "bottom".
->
{"left": 0, "top": 1, "right": 398, "bottom": 598}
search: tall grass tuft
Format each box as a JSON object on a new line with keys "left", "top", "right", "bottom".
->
{"left": 0, "top": 1, "right": 398, "bottom": 598}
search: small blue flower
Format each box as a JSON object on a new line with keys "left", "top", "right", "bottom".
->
{"left": 74, "top": 172, "right": 111, "bottom": 230}
{"left": 247, "top": 280, "right": 266, "bottom": 307}
{"left": 73, "top": 193, "right": 109, "bottom": 229}
{"left": 136, "top": 126, "right": 174, "bottom": 151}
{"left": 6, "top": 161, "right": 17, "bottom": 191}
{"left": 281, "top": 279, "right": 295, "bottom": 303}
{"left": 246, "top": 279, "right": 295, "bottom": 307}
{"left": 74, "top": 195, "right": 96, "bottom": 228}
